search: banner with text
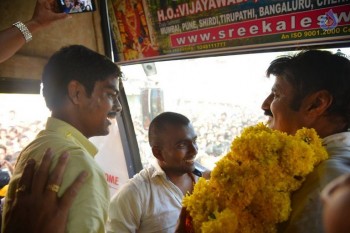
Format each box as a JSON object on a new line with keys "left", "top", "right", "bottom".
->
{"left": 108, "top": 0, "right": 350, "bottom": 63}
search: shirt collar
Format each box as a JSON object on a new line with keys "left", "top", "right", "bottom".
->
{"left": 46, "top": 117, "right": 98, "bottom": 156}
{"left": 150, "top": 160, "right": 167, "bottom": 179}
{"left": 322, "top": 131, "right": 350, "bottom": 149}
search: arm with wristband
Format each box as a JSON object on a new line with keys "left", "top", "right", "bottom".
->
{"left": 0, "top": 0, "right": 69, "bottom": 63}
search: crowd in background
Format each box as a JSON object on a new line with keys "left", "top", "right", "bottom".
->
{"left": 0, "top": 103, "right": 267, "bottom": 171}
{"left": 61, "top": 0, "right": 94, "bottom": 13}
{"left": 0, "top": 110, "right": 45, "bottom": 169}
{"left": 134, "top": 103, "right": 268, "bottom": 170}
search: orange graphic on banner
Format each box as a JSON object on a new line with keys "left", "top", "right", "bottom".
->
{"left": 112, "top": 0, "right": 159, "bottom": 61}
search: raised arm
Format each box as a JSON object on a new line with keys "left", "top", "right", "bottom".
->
{"left": 0, "top": 0, "right": 68, "bottom": 63}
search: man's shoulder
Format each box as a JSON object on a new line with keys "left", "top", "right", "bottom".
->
{"left": 126, "top": 168, "right": 153, "bottom": 187}
{"left": 28, "top": 124, "right": 95, "bottom": 153}
{"left": 30, "top": 130, "right": 79, "bottom": 150}
{"left": 17, "top": 135, "right": 100, "bottom": 180}
{"left": 115, "top": 167, "right": 156, "bottom": 197}
{"left": 21, "top": 138, "right": 90, "bottom": 161}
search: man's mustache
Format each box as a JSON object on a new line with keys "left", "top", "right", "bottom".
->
{"left": 264, "top": 110, "right": 273, "bottom": 117}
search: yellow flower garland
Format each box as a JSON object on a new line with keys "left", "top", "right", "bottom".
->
{"left": 183, "top": 123, "right": 328, "bottom": 233}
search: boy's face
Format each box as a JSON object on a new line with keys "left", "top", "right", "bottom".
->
{"left": 78, "top": 76, "right": 122, "bottom": 138}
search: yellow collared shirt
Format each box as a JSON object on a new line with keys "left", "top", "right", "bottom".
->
{"left": 3, "top": 117, "right": 109, "bottom": 233}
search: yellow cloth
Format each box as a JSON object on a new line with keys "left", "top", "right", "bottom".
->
{"left": 3, "top": 117, "right": 109, "bottom": 233}
{"left": 0, "top": 185, "right": 8, "bottom": 197}
{"left": 280, "top": 132, "right": 350, "bottom": 233}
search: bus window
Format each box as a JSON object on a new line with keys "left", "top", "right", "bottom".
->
{"left": 1, "top": 48, "right": 349, "bottom": 172}
{"left": 121, "top": 48, "right": 350, "bottom": 170}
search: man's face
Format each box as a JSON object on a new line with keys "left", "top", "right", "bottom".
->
{"left": 261, "top": 76, "right": 306, "bottom": 135}
{"left": 65, "top": 0, "right": 71, "bottom": 7}
{"left": 158, "top": 123, "right": 198, "bottom": 174}
{"left": 78, "top": 76, "right": 122, "bottom": 138}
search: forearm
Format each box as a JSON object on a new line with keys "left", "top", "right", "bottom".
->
{"left": 0, "top": 22, "right": 29, "bottom": 63}
{"left": 0, "top": 19, "right": 49, "bottom": 63}
{"left": 0, "top": 0, "right": 68, "bottom": 63}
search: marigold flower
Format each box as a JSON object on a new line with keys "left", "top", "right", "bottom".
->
{"left": 183, "top": 123, "right": 328, "bottom": 233}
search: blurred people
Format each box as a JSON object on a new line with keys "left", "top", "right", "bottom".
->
{"left": 62, "top": 0, "right": 73, "bottom": 13}
{"left": 0, "top": 146, "right": 6, "bottom": 161}
{"left": 0, "top": 148, "right": 16, "bottom": 199}
{"left": 261, "top": 50, "right": 350, "bottom": 233}
{"left": 85, "top": 5, "right": 92, "bottom": 11}
{"left": 3, "top": 45, "right": 123, "bottom": 233}
{"left": 0, "top": 159, "right": 14, "bottom": 176}
{"left": 0, "top": 130, "right": 7, "bottom": 146}
{"left": 107, "top": 112, "right": 207, "bottom": 233}
{"left": 69, "top": 0, "right": 83, "bottom": 13}
{"left": 0, "top": 168, "right": 10, "bottom": 199}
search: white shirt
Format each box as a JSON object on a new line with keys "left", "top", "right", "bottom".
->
{"left": 107, "top": 161, "right": 197, "bottom": 233}
{"left": 280, "top": 131, "right": 350, "bottom": 233}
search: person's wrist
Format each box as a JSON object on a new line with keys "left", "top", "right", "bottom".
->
{"left": 25, "top": 20, "right": 42, "bottom": 34}
{"left": 13, "top": 21, "right": 33, "bottom": 43}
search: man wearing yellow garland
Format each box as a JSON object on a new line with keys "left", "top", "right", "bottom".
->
{"left": 261, "top": 50, "right": 350, "bottom": 233}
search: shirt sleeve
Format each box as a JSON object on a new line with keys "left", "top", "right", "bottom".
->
{"left": 58, "top": 148, "right": 109, "bottom": 233}
{"left": 106, "top": 182, "right": 143, "bottom": 233}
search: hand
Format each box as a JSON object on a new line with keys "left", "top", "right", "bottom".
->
{"left": 194, "top": 161, "right": 211, "bottom": 179}
{"left": 3, "top": 148, "right": 87, "bottom": 233}
{"left": 202, "top": 170, "right": 211, "bottom": 180}
{"left": 31, "top": 0, "right": 69, "bottom": 29}
{"left": 321, "top": 174, "right": 350, "bottom": 233}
